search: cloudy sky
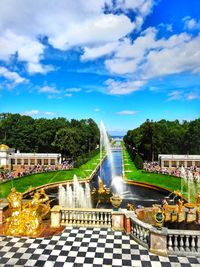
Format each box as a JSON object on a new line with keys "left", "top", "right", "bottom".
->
{"left": 0, "top": 0, "right": 200, "bottom": 134}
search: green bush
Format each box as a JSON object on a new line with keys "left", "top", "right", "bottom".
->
{"left": 134, "top": 154, "right": 143, "bottom": 170}
{"left": 74, "top": 149, "right": 99, "bottom": 168}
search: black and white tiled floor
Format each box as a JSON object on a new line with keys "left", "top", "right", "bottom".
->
{"left": 0, "top": 227, "right": 200, "bottom": 267}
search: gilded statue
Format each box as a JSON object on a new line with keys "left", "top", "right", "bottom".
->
{"left": 4, "top": 188, "right": 50, "bottom": 237}
{"left": 127, "top": 203, "right": 135, "bottom": 211}
{"left": 5, "top": 188, "right": 23, "bottom": 235}
{"left": 178, "top": 199, "right": 184, "bottom": 214}
{"left": 98, "top": 176, "right": 105, "bottom": 194}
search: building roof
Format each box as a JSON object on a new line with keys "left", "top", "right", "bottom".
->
{"left": 158, "top": 154, "right": 200, "bottom": 160}
{"left": 0, "top": 144, "right": 10, "bottom": 151}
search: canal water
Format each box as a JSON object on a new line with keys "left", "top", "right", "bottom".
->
{"left": 92, "top": 150, "right": 169, "bottom": 208}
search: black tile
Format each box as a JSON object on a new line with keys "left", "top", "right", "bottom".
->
{"left": 113, "top": 253, "right": 122, "bottom": 259}
{"left": 47, "top": 255, "right": 58, "bottom": 261}
{"left": 95, "top": 252, "right": 104, "bottom": 258}
{"left": 84, "top": 257, "right": 94, "bottom": 263}
{"left": 142, "top": 261, "right": 152, "bottom": 267}
{"left": 66, "top": 256, "right": 76, "bottom": 262}
{"left": 71, "top": 246, "right": 79, "bottom": 251}
{"left": 105, "top": 248, "right": 113, "bottom": 253}
{"left": 97, "top": 242, "right": 105, "bottom": 247}
{"left": 103, "top": 258, "right": 112, "bottom": 265}
{"left": 77, "top": 251, "right": 86, "bottom": 257}
{"left": 161, "top": 263, "right": 171, "bottom": 267}
{"left": 16, "top": 259, "right": 29, "bottom": 265}
{"left": 87, "top": 247, "right": 96, "bottom": 252}
{"left": 122, "top": 259, "right": 132, "bottom": 266}
{"left": 59, "top": 250, "right": 68, "bottom": 256}
{"left": 188, "top": 257, "right": 199, "bottom": 264}
{"left": 168, "top": 256, "right": 179, "bottom": 262}
{"left": 150, "top": 255, "right": 159, "bottom": 261}
{"left": 131, "top": 255, "right": 140, "bottom": 260}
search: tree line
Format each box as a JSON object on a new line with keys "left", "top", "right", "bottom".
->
{"left": 124, "top": 118, "right": 200, "bottom": 162}
{"left": 0, "top": 113, "right": 100, "bottom": 161}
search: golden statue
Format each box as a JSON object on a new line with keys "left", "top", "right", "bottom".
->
{"left": 178, "top": 199, "right": 184, "bottom": 213}
{"left": 5, "top": 188, "right": 23, "bottom": 235}
{"left": 196, "top": 192, "right": 200, "bottom": 206}
{"left": 127, "top": 203, "right": 135, "bottom": 211}
{"left": 4, "top": 188, "right": 50, "bottom": 237}
{"left": 98, "top": 176, "right": 105, "bottom": 194}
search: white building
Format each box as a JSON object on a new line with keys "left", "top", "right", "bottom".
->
{"left": 0, "top": 144, "right": 62, "bottom": 170}
{"left": 158, "top": 154, "right": 200, "bottom": 168}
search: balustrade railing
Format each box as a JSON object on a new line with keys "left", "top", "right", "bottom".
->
{"left": 60, "top": 207, "right": 112, "bottom": 227}
{"left": 167, "top": 229, "right": 200, "bottom": 256}
{"left": 129, "top": 214, "right": 150, "bottom": 248}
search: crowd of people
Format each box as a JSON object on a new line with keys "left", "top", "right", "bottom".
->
{"left": 143, "top": 161, "right": 200, "bottom": 181}
{"left": 0, "top": 161, "right": 73, "bottom": 182}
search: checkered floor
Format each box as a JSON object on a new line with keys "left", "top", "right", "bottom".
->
{"left": 0, "top": 227, "right": 200, "bottom": 267}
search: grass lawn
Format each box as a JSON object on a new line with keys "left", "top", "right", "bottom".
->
{"left": 0, "top": 153, "right": 101, "bottom": 198}
{"left": 122, "top": 147, "right": 199, "bottom": 202}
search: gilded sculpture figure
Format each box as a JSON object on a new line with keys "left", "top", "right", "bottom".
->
{"left": 4, "top": 188, "right": 50, "bottom": 237}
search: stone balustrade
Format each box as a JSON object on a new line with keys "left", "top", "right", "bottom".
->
{"left": 167, "top": 229, "right": 200, "bottom": 256}
{"left": 129, "top": 214, "right": 150, "bottom": 249}
{"left": 51, "top": 206, "right": 112, "bottom": 228}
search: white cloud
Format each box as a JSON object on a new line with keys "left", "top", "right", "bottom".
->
{"left": 65, "top": 88, "right": 81, "bottom": 92}
{"left": 186, "top": 92, "right": 200, "bottom": 100}
{"left": 183, "top": 17, "right": 200, "bottom": 30}
{"left": 0, "top": 66, "right": 27, "bottom": 85}
{"left": 38, "top": 86, "right": 60, "bottom": 94}
{"left": 116, "top": 110, "right": 138, "bottom": 115}
{"left": 103, "top": 27, "right": 200, "bottom": 95}
{"left": 167, "top": 91, "right": 182, "bottom": 101}
{"left": 81, "top": 42, "right": 119, "bottom": 61}
{"left": 0, "top": 0, "right": 140, "bottom": 74}
{"left": 22, "top": 110, "right": 56, "bottom": 116}
{"left": 105, "top": 79, "right": 145, "bottom": 95}
{"left": 94, "top": 108, "right": 100, "bottom": 112}
{"left": 166, "top": 90, "right": 200, "bottom": 101}
{"left": 65, "top": 93, "right": 73, "bottom": 97}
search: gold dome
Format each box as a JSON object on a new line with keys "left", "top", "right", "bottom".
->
{"left": 0, "top": 144, "right": 10, "bottom": 151}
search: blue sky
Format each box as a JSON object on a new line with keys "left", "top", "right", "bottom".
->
{"left": 0, "top": 0, "right": 200, "bottom": 135}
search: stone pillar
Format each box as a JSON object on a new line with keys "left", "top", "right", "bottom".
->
{"left": 48, "top": 158, "right": 50, "bottom": 165}
{"left": 111, "top": 210, "right": 125, "bottom": 230}
{"left": 184, "top": 161, "right": 187, "bottom": 168}
{"left": 21, "top": 158, "right": 24, "bottom": 166}
{"left": 28, "top": 158, "right": 31, "bottom": 166}
{"left": 192, "top": 161, "right": 195, "bottom": 167}
{"left": 149, "top": 227, "right": 168, "bottom": 256}
{"left": 35, "top": 158, "right": 37, "bottom": 165}
{"left": 176, "top": 161, "right": 179, "bottom": 168}
{"left": 51, "top": 206, "right": 61, "bottom": 228}
{"left": 124, "top": 213, "right": 132, "bottom": 234}
{"left": 169, "top": 161, "right": 172, "bottom": 168}
{"left": 41, "top": 158, "right": 44, "bottom": 166}
{"left": 161, "top": 160, "right": 164, "bottom": 168}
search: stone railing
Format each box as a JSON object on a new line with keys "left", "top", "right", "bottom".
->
{"left": 167, "top": 229, "right": 200, "bottom": 256}
{"left": 129, "top": 213, "right": 150, "bottom": 249}
{"left": 51, "top": 206, "right": 112, "bottom": 228}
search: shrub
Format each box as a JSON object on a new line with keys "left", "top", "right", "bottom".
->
{"left": 134, "top": 154, "right": 143, "bottom": 170}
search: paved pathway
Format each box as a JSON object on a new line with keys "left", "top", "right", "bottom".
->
{"left": 0, "top": 227, "right": 200, "bottom": 267}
